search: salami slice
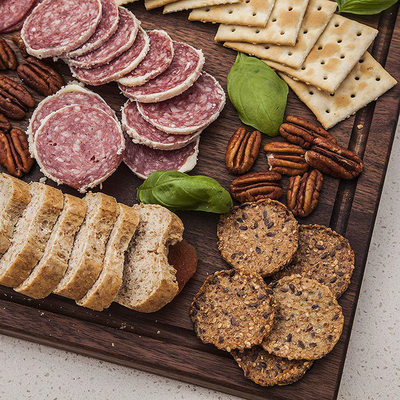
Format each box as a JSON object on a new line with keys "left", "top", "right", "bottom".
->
{"left": 123, "top": 135, "right": 200, "bottom": 179}
{"left": 67, "top": 7, "right": 138, "bottom": 68}
{"left": 119, "top": 41, "right": 204, "bottom": 103}
{"left": 118, "top": 30, "right": 174, "bottom": 87}
{"left": 137, "top": 72, "right": 226, "bottom": 135}
{"left": 71, "top": 27, "right": 149, "bottom": 86}
{"left": 122, "top": 100, "right": 200, "bottom": 150}
{"left": 34, "top": 105, "right": 125, "bottom": 192}
{"left": 0, "top": 0, "right": 34, "bottom": 33}
{"left": 67, "top": 0, "right": 119, "bottom": 58}
{"left": 21, "top": 0, "right": 102, "bottom": 58}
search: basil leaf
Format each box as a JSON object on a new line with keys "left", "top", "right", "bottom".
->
{"left": 336, "top": 0, "right": 398, "bottom": 14}
{"left": 137, "top": 171, "right": 233, "bottom": 213}
{"left": 227, "top": 52, "right": 288, "bottom": 137}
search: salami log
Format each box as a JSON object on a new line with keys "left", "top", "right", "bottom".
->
{"left": 137, "top": 72, "right": 226, "bottom": 135}
{"left": 0, "top": 0, "right": 34, "bottom": 33}
{"left": 33, "top": 105, "right": 125, "bottom": 192}
{"left": 119, "top": 42, "right": 204, "bottom": 103}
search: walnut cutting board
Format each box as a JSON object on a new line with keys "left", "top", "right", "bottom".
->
{"left": 0, "top": 3, "right": 400, "bottom": 400}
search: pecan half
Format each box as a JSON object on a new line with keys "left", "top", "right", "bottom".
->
{"left": 0, "top": 38, "right": 18, "bottom": 71}
{"left": 305, "top": 138, "right": 364, "bottom": 179}
{"left": 0, "top": 128, "right": 34, "bottom": 177}
{"left": 17, "top": 57, "right": 64, "bottom": 96}
{"left": 225, "top": 128, "right": 262, "bottom": 174}
{"left": 230, "top": 171, "right": 283, "bottom": 203}
{"left": 287, "top": 170, "right": 323, "bottom": 217}
{"left": 0, "top": 113, "right": 11, "bottom": 132}
{"left": 264, "top": 142, "right": 308, "bottom": 176}
{"left": 12, "top": 34, "right": 29, "bottom": 58}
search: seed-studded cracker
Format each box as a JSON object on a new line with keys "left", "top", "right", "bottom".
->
{"left": 190, "top": 269, "right": 275, "bottom": 352}
{"left": 217, "top": 199, "right": 299, "bottom": 277}
{"left": 145, "top": 0, "right": 177, "bottom": 10}
{"left": 263, "top": 14, "right": 378, "bottom": 93}
{"left": 279, "top": 52, "right": 397, "bottom": 129}
{"left": 164, "top": 0, "right": 240, "bottom": 14}
{"left": 224, "top": 0, "right": 337, "bottom": 69}
{"left": 231, "top": 346, "right": 313, "bottom": 386}
{"left": 214, "top": 0, "right": 310, "bottom": 46}
{"left": 262, "top": 275, "right": 344, "bottom": 360}
{"left": 189, "top": 0, "right": 276, "bottom": 28}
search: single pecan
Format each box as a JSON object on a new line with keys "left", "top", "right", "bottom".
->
{"left": 17, "top": 57, "right": 64, "bottom": 96}
{"left": 0, "top": 128, "right": 34, "bottom": 177}
{"left": 280, "top": 115, "right": 337, "bottom": 149}
{"left": 12, "top": 34, "right": 29, "bottom": 58}
{"left": 287, "top": 170, "right": 323, "bottom": 217}
{"left": 0, "top": 75, "right": 35, "bottom": 120}
{"left": 225, "top": 127, "right": 262, "bottom": 174}
{"left": 230, "top": 171, "right": 283, "bottom": 203}
{"left": 0, "top": 38, "right": 18, "bottom": 71}
{"left": 305, "top": 138, "right": 364, "bottom": 179}
{"left": 264, "top": 142, "right": 308, "bottom": 176}
{"left": 0, "top": 113, "right": 11, "bottom": 132}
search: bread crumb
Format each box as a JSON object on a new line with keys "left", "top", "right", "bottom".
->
{"left": 357, "top": 124, "right": 363, "bottom": 129}
{"left": 111, "top": 343, "right": 115, "bottom": 347}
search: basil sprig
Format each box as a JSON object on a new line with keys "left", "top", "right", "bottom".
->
{"left": 336, "top": 0, "right": 398, "bottom": 14}
{"left": 137, "top": 171, "right": 233, "bottom": 213}
{"left": 227, "top": 53, "right": 288, "bottom": 137}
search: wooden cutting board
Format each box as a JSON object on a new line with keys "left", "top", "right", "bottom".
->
{"left": 0, "top": 2, "right": 399, "bottom": 399}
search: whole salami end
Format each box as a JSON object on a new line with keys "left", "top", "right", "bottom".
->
{"left": 33, "top": 104, "right": 125, "bottom": 192}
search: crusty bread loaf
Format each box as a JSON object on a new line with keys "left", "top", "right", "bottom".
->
{"left": 0, "top": 182, "right": 64, "bottom": 287}
{"left": 77, "top": 203, "right": 139, "bottom": 311}
{"left": 15, "top": 194, "right": 87, "bottom": 298}
{"left": 115, "top": 203, "right": 184, "bottom": 313}
{"left": 53, "top": 192, "right": 118, "bottom": 300}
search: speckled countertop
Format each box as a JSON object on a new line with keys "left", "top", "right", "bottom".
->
{"left": 0, "top": 122, "right": 399, "bottom": 400}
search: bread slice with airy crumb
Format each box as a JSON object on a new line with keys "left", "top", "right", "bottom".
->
{"left": 53, "top": 192, "right": 118, "bottom": 300}
{"left": 115, "top": 203, "right": 184, "bottom": 313}
{"left": 77, "top": 203, "right": 139, "bottom": 311}
{"left": 14, "top": 194, "right": 87, "bottom": 298}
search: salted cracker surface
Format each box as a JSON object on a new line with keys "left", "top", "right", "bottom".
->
{"left": 164, "top": 0, "right": 241, "bottom": 14}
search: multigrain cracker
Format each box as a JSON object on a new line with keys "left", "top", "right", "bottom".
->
{"left": 262, "top": 275, "right": 344, "bottom": 360}
{"left": 190, "top": 269, "right": 275, "bottom": 352}
{"left": 164, "top": 0, "right": 241, "bottom": 14}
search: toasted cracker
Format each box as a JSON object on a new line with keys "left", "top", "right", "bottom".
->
{"left": 280, "top": 52, "right": 397, "bottom": 129}
{"left": 214, "top": 0, "right": 310, "bottom": 46}
{"left": 145, "top": 0, "right": 177, "bottom": 9}
{"left": 164, "top": 0, "right": 240, "bottom": 14}
{"left": 224, "top": 0, "right": 337, "bottom": 69}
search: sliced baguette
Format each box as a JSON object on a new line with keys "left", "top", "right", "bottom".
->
{"left": 0, "top": 182, "right": 64, "bottom": 287}
{"left": 77, "top": 203, "right": 139, "bottom": 311}
{"left": 53, "top": 192, "right": 118, "bottom": 300}
{"left": 14, "top": 194, "right": 87, "bottom": 298}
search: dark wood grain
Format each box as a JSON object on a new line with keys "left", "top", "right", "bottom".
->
{"left": 0, "top": 2, "right": 399, "bottom": 399}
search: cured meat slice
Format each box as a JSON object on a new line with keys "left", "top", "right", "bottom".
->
{"left": 119, "top": 41, "right": 204, "bottom": 103}
{"left": 123, "top": 135, "right": 200, "bottom": 179}
{"left": 67, "top": 0, "right": 119, "bottom": 58}
{"left": 118, "top": 30, "right": 174, "bottom": 87}
{"left": 137, "top": 72, "right": 226, "bottom": 134}
{"left": 33, "top": 105, "right": 125, "bottom": 192}
{"left": 0, "top": 0, "right": 34, "bottom": 33}
{"left": 67, "top": 7, "right": 138, "bottom": 68}
{"left": 122, "top": 100, "right": 200, "bottom": 150}
{"left": 21, "top": 0, "right": 102, "bottom": 58}
{"left": 71, "top": 27, "right": 149, "bottom": 86}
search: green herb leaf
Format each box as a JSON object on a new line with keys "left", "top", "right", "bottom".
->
{"left": 227, "top": 52, "right": 289, "bottom": 137}
{"left": 137, "top": 171, "right": 233, "bottom": 213}
{"left": 336, "top": 0, "right": 398, "bottom": 15}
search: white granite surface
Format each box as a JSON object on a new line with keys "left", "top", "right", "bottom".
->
{"left": 0, "top": 122, "right": 399, "bottom": 400}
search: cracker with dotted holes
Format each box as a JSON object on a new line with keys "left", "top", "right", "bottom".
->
{"left": 189, "top": 0, "right": 276, "bottom": 28}
{"left": 279, "top": 52, "right": 397, "bottom": 129}
{"left": 145, "top": 0, "right": 177, "bottom": 10}
{"left": 190, "top": 269, "right": 276, "bottom": 352}
{"left": 164, "top": 0, "right": 241, "bottom": 14}
{"left": 263, "top": 14, "right": 378, "bottom": 93}
{"left": 262, "top": 275, "right": 344, "bottom": 360}
{"left": 224, "top": 0, "right": 337, "bottom": 69}
{"left": 213, "top": 0, "right": 310, "bottom": 45}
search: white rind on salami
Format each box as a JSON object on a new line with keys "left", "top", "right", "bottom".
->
{"left": 121, "top": 100, "right": 200, "bottom": 150}
{"left": 67, "top": 0, "right": 120, "bottom": 58}
{"left": 123, "top": 135, "right": 200, "bottom": 180}
{"left": 67, "top": 7, "right": 139, "bottom": 68}
{"left": 137, "top": 72, "right": 226, "bottom": 135}
{"left": 71, "top": 27, "right": 150, "bottom": 86}
{"left": 118, "top": 30, "right": 174, "bottom": 88}
{"left": 0, "top": 0, "right": 35, "bottom": 33}
{"left": 21, "top": 0, "right": 103, "bottom": 59}
{"left": 119, "top": 41, "right": 204, "bottom": 103}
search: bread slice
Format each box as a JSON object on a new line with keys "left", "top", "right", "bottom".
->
{"left": 53, "top": 192, "right": 118, "bottom": 300}
{"left": 0, "top": 174, "right": 31, "bottom": 258}
{"left": 0, "top": 182, "right": 64, "bottom": 287}
{"left": 14, "top": 194, "right": 87, "bottom": 298}
{"left": 115, "top": 203, "right": 184, "bottom": 313}
{"left": 77, "top": 203, "right": 139, "bottom": 311}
